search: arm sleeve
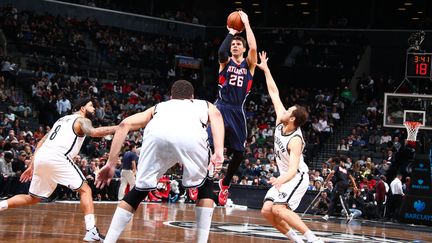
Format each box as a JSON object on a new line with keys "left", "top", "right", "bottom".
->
{"left": 218, "top": 33, "right": 234, "bottom": 62}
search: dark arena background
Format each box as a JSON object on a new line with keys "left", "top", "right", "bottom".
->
{"left": 0, "top": 0, "right": 432, "bottom": 242}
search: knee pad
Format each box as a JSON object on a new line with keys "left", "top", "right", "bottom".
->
{"left": 197, "top": 178, "right": 217, "bottom": 201}
{"left": 123, "top": 187, "right": 149, "bottom": 211}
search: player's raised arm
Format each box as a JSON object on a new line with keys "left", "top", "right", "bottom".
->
{"left": 107, "top": 106, "right": 155, "bottom": 165}
{"left": 239, "top": 11, "right": 258, "bottom": 73}
{"left": 76, "top": 117, "right": 118, "bottom": 138}
{"left": 96, "top": 106, "right": 155, "bottom": 188}
{"left": 218, "top": 26, "right": 240, "bottom": 69}
{"left": 256, "top": 51, "right": 286, "bottom": 124}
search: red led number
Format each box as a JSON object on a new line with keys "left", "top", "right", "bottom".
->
{"left": 415, "top": 63, "right": 428, "bottom": 75}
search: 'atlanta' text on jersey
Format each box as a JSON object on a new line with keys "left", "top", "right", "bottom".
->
{"left": 217, "top": 59, "right": 253, "bottom": 106}
{"left": 227, "top": 66, "right": 248, "bottom": 75}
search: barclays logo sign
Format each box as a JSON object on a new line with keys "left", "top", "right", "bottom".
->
{"left": 414, "top": 162, "right": 429, "bottom": 172}
{"left": 414, "top": 200, "right": 426, "bottom": 213}
{"left": 411, "top": 179, "right": 430, "bottom": 190}
{"left": 404, "top": 200, "right": 432, "bottom": 222}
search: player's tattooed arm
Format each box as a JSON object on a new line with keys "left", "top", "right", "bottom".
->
{"left": 76, "top": 117, "right": 118, "bottom": 137}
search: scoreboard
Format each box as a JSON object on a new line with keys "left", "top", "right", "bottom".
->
{"left": 406, "top": 53, "right": 432, "bottom": 78}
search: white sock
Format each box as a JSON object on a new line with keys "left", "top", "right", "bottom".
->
{"left": 105, "top": 207, "right": 134, "bottom": 243}
{"left": 195, "top": 206, "right": 214, "bottom": 243}
{"left": 0, "top": 200, "right": 8, "bottom": 211}
{"left": 84, "top": 214, "right": 96, "bottom": 230}
{"left": 285, "top": 228, "right": 303, "bottom": 243}
{"left": 304, "top": 230, "right": 319, "bottom": 242}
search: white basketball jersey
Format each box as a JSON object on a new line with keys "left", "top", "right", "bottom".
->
{"left": 143, "top": 99, "right": 209, "bottom": 142}
{"left": 274, "top": 124, "right": 309, "bottom": 175}
{"left": 42, "top": 114, "right": 86, "bottom": 160}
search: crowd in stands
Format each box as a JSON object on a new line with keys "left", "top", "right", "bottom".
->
{"left": 1, "top": 6, "right": 391, "bottom": 219}
{"left": 304, "top": 73, "right": 432, "bottom": 221}
{"left": 58, "top": 0, "right": 202, "bottom": 25}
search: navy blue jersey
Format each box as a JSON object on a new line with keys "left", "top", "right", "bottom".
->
{"left": 217, "top": 58, "right": 253, "bottom": 106}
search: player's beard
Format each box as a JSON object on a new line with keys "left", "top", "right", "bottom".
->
{"left": 85, "top": 110, "right": 95, "bottom": 120}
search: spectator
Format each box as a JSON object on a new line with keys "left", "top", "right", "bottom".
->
{"left": 375, "top": 175, "right": 387, "bottom": 219}
{"left": 313, "top": 191, "right": 331, "bottom": 215}
{"left": 118, "top": 144, "right": 138, "bottom": 200}
{"left": 337, "top": 139, "right": 349, "bottom": 151}
{"left": 387, "top": 174, "right": 404, "bottom": 221}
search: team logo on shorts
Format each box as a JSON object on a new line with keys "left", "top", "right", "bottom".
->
{"left": 278, "top": 192, "right": 287, "bottom": 199}
{"left": 164, "top": 221, "right": 408, "bottom": 243}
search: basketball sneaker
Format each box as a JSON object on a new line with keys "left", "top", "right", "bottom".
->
{"left": 188, "top": 188, "right": 198, "bottom": 201}
{"left": 83, "top": 226, "right": 104, "bottom": 242}
{"left": 218, "top": 179, "right": 230, "bottom": 206}
{"left": 322, "top": 215, "right": 329, "bottom": 221}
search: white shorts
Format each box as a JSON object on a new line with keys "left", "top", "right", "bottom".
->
{"left": 29, "top": 149, "right": 86, "bottom": 198}
{"left": 135, "top": 134, "right": 210, "bottom": 190}
{"left": 264, "top": 172, "right": 308, "bottom": 211}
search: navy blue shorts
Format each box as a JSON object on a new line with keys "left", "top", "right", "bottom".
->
{"left": 208, "top": 103, "right": 247, "bottom": 151}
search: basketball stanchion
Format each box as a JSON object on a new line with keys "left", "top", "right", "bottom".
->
{"left": 301, "top": 189, "right": 323, "bottom": 218}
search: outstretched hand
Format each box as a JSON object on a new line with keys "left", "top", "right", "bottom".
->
{"left": 20, "top": 167, "right": 33, "bottom": 183}
{"left": 256, "top": 51, "right": 269, "bottom": 71}
{"left": 95, "top": 164, "right": 115, "bottom": 189}
{"left": 209, "top": 152, "right": 224, "bottom": 176}
{"left": 269, "top": 176, "right": 283, "bottom": 191}
{"left": 238, "top": 10, "right": 250, "bottom": 25}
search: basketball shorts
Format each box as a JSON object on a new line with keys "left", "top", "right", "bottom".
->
{"left": 29, "top": 148, "right": 86, "bottom": 199}
{"left": 263, "top": 172, "right": 308, "bottom": 211}
{"left": 135, "top": 133, "right": 211, "bottom": 191}
{"left": 208, "top": 103, "right": 247, "bottom": 151}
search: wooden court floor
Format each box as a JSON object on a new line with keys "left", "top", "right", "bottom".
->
{"left": 0, "top": 201, "right": 431, "bottom": 242}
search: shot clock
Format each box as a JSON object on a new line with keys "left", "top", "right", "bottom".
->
{"left": 406, "top": 53, "right": 432, "bottom": 78}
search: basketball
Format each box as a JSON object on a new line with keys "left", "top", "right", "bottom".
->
{"left": 227, "top": 11, "right": 244, "bottom": 32}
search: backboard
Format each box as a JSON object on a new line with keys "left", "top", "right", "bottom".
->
{"left": 383, "top": 93, "right": 432, "bottom": 130}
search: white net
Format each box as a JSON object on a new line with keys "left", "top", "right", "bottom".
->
{"left": 404, "top": 121, "right": 421, "bottom": 146}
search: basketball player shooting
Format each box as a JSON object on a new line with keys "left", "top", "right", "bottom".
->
{"left": 256, "top": 51, "right": 323, "bottom": 243}
{"left": 0, "top": 98, "right": 118, "bottom": 241}
{"left": 199, "top": 10, "right": 257, "bottom": 206}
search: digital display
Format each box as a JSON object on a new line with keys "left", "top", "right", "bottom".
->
{"left": 406, "top": 53, "right": 432, "bottom": 78}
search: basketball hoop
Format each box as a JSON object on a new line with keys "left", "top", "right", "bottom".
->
{"left": 404, "top": 121, "right": 421, "bottom": 148}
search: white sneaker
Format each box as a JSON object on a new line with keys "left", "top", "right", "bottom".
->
{"left": 83, "top": 226, "right": 104, "bottom": 242}
{"left": 322, "top": 215, "right": 329, "bottom": 221}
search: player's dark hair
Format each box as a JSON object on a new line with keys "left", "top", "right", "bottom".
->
{"left": 292, "top": 105, "right": 308, "bottom": 128}
{"left": 171, "top": 80, "right": 194, "bottom": 99}
{"left": 232, "top": 35, "right": 247, "bottom": 48}
{"left": 73, "top": 97, "right": 92, "bottom": 111}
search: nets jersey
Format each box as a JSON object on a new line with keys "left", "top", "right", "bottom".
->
{"left": 274, "top": 124, "right": 309, "bottom": 175}
{"left": 142, "top": 99, "right": 209, "bottom": 145}
{"left": 217, "top": 58, "right": 253, "bottom": 106}
{"left": 42, "top": 114, "right": 86, "bottom": 160}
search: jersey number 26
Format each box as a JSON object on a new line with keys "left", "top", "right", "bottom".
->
{"left": 229, "top": 74, "right": 243, "bottom": 87}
